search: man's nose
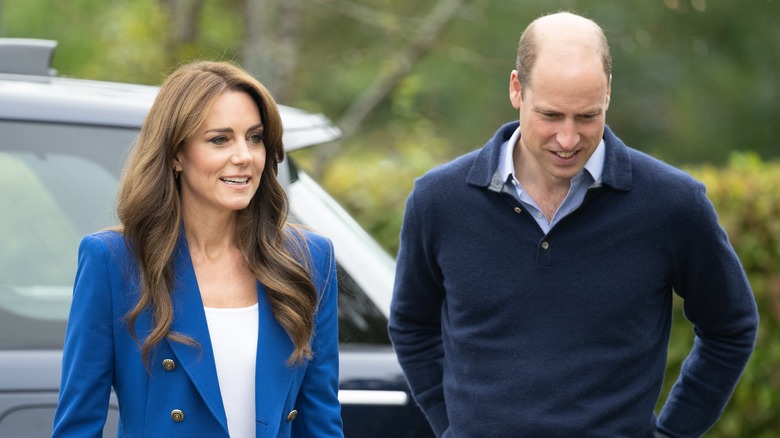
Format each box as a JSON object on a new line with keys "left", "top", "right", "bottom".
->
{"left": 556, "top": 119, "right": 580, "bottom": 150}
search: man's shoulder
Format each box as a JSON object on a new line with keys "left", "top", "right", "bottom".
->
{"left": 409, "top": 149, "right": 485, "bottom": 209}
{"left": 626, "top": 147, "right": 700, "bottom": 188}
{"left": 416, "top": 122, "right": 516, "bottom": 188}
{"left": 604, "top": 127, "right": 698, "bottom": 190}
{"left": 418, "top": 149, "right": 481, "bottom": 186}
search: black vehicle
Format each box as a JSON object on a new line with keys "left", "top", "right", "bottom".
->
{"left": 0, "top": 38, "right": 433, "bottom": 437}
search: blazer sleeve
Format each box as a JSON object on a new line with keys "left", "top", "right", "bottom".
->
{"left": 53, "top": 234, "right": 116, "bottom": 437}
{"left": 292, "top": 234, "right": 344, "bottom": 437}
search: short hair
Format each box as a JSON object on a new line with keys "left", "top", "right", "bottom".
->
{"left": 515, "top": 12, "right": 612, "bottom": 90}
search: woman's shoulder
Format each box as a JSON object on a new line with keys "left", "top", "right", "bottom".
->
{"left": 286, "top": 225, "right": 331, "bottom": 249}
{"left": 284, "top": 225, "right": 334, "bottom": 270}
{"left": 81, "top": 229, "right": 124, "bottom": 246}
{"left": 78, "top": 229, "right": 130, "bottom": 257}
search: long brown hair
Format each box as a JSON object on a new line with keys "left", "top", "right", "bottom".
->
{"left": 116, "top": 61, "right": 318, "bottom": 366}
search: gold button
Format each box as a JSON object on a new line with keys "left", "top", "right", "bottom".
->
{"left": 541, "top": 241, "right": 550, "bottom": 250}
{"left": 162, "top": 359, "right": 176, "bottom": 371}
{"left": 171, "top": 409, "right": 184, "bottom": 422}
{"left": 286, "top": 409, "right": 298, "bottom": 421}
{"left": 513, "top": 207, "right": 522, "bottom": 214}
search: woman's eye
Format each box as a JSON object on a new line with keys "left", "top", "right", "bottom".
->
{"left": 209, "top": 136, "right": 229, "bottom": 146}
{"left": 249, "top": 133, "right": 264, "bottom": 144}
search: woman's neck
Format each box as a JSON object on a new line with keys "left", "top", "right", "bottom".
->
{"left": 181, "top": 209, "right": 240, "bottom": 262}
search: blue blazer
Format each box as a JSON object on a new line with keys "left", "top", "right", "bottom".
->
{"left": 53, "top": 229, "right": 343, "bottom": 437}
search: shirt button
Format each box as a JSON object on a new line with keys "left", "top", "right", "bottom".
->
{"left": 541, "top": 241, "right": 550, "bottom": 250}
{"left": 171, "top": 409, "right": 185, "bottom": 422}
{"left": 162, "top": 359, "right": 176, "bottom": 371}
{"left": 513, "top": 207, "right": 522, "bottom": 214}
{"left": 536, "top": 211, "right": 543, "bottom": 219}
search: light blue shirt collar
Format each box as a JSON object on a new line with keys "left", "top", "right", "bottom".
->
{"left": 499, "top": 126, "right": 605, "bottom": 186}
{"left": 497, "top": 126, "right": 606, "bottom": 233}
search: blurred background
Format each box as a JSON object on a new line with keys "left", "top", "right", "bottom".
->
{"left": 2, "top": 0, "right": 778, "bottom": 435}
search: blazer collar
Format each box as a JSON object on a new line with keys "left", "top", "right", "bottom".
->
{"left": 167, "top": 227, "right": 300, "bottom": 435}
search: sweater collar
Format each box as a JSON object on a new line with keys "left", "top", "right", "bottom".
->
{"left": 466, "top": 121, "right": 633, "bottom": 192}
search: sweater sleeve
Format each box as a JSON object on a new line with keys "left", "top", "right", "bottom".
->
{"left": 656, "top": 183, "right": 758, "bottom": 437}
{"left": 52, "top": 235, "right": 116, "bottom": 438}
{"left": 388, "top": 186, "right": 449, "bottom": 436}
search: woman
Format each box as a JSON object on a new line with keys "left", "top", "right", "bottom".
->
{"left": 52, "top": 61, "right": 343, "bottom": 437}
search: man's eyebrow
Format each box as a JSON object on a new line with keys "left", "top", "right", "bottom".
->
{"left": 534, "top": 107, "right": 603, "bottom": 116}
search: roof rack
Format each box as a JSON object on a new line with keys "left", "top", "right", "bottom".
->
{"left": 0, "top": 38, "right": 58, "bottom": 77}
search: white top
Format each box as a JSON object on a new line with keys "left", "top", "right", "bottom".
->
{"left": 204, "top": 303, "right": 259, "bottom": 438}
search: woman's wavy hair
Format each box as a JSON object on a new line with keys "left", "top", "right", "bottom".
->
{"left": 115, "top": 60, "right": 317, "bottom": 367}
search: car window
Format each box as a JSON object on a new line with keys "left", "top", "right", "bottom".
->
{"left": 337, "top": 267, "right": 391, "bottom": 345}
{"left": 0, "top": 121, "right": 132, "bottom": 349}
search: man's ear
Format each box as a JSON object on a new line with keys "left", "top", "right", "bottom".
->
{"left": 509, "top": 70, "right": 523, "bottom": 110}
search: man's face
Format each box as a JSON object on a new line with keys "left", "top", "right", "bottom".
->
{"left": 509, "top": 53, "right": 610, "bottom": 186}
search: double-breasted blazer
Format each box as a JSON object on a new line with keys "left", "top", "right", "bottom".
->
{"left": 53, "top": 228, "right": 343, "bottom": 437}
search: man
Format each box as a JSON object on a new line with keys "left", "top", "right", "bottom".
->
{"left": 388, "top": 11, "right": 758, "bottom": 438}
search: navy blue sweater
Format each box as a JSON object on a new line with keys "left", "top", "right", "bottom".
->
{"left": 389, "top": 122, "right": 758, "bottom": 438}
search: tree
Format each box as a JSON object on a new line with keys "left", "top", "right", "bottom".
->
{"left": 158, "top": 0, "right": 205, "bottom": 65}
{"left": 243, "top": 0, "right": 303, "bottom": 102}
{"left": 332, "top": 0, "right": 466, "bottom": 140}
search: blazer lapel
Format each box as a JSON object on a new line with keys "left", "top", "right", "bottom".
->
{"left": 167, "top": 234, "right": 229, "bottom": 432}
{"left": 254, "top": 282, "right": 299, "bottom": 433}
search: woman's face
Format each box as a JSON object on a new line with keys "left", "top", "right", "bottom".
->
{"left": 174, "top": 90, "right": 266, "bottom": 218}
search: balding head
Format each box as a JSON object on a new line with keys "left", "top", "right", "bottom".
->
{"left": 515, "top": 12, "right": 612, "bottom": 92}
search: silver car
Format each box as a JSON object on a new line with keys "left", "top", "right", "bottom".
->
{"left": 0, "top": 38, "right": 433, "bottom": 437}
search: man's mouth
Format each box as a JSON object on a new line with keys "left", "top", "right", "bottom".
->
{"left": 555, "top": 151, "right": 575, "bottom": 159}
